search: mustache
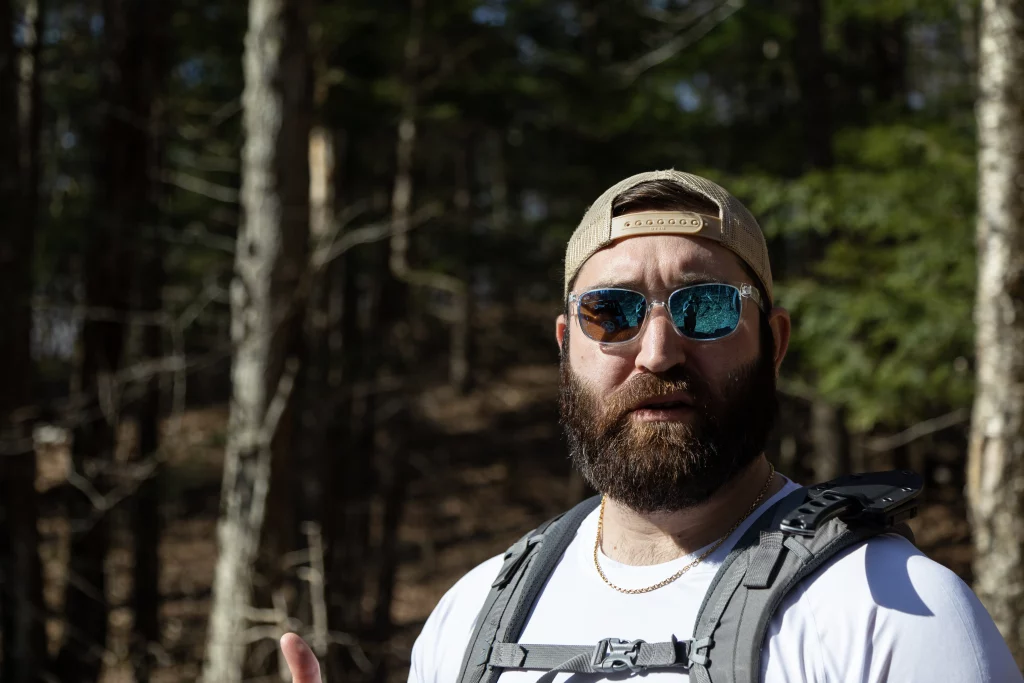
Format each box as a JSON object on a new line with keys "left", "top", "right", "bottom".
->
{"left": 602, "top": 367, "right": 711, "bottom": 422}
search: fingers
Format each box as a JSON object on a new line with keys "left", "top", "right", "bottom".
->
{"left": 280, "top": 633, "right": 321, "bottom": 683}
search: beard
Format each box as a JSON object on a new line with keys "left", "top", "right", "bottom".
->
{"left": 558, "top": 337, "right": 779, "bottom": 514}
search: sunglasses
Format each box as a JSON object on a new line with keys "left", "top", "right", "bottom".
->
{"left": 568, "top": 282, "right": 764, "bottom": 344}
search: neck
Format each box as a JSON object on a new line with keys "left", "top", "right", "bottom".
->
{"left": 599, "top": 456, "right": 785, "bottom": 566}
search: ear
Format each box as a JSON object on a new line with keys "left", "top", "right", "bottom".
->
{"left": 556, "top": 313, "right": 568, "bottom": 353}
{"left": 766, "top": 306, "right": 791, "bottom": 375}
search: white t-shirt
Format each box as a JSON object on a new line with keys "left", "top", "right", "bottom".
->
{"left": 410, "top": 480, "right": 1022, "bottom": 683}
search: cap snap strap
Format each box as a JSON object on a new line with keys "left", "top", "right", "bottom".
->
{"left": 611, "top": 211, "right": 723, "bottom": 239}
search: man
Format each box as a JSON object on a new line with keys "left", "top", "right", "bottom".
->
{"left": 282, "top": 170, "right": 1022, "bottom": 682}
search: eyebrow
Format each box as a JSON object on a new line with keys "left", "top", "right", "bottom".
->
{"left": 585, "top": 271, "right": 722, "bottom": 291}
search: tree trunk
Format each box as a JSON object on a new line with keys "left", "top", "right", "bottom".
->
{"left": 55, "top": 0, "right": 160, "bottom": 678}
{"left": 792, "top": 0, "right": 833, "bottom": 169}
{"left": 870, "top": 16, "right": 908, "bottom": 107}
{"left": 452, "top": 142, "right": 473, "bottom": 394}
{"left": 364, "top": 6, "right": 429, "bottom": 675}
{"left": 0, "top": 0, "right": 47, "bottom": 679}
{"left": 129, "top": 3, "right": 172, "bottom": 680}
{"left": 487, "top": 128, "right": 509, "bottom": 233}
{"left": 388, "top": 0, "right": 469, "bottom": 390}
{"left": 967, "top": 0, "right": 1024, "bottom": 666}
{"left": 297, "top": 124, "right": 340, "bottom": 652}
{"left": 132, "top": 313, "right": 163, "bottom": 683}
{"left": 324, "top": 257, "right": 377, "bottom": 680}
{"left": 202, "top": 0, "right": 311, "bottom": 679}
{"left": 280, "top": 125, "right": 341, "bottom": 667}
{"left": 292, "top": 125, "right": 337, "bottom": 549}
{"left": 810, "top": 401, "right": 851, "bottom": 482}
{"left": 371, "top": 429, "right": 408, "bottom": 639}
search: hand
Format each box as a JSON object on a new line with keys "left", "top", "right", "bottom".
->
{"left": 280, "top": 633, "right": 322, "bottom": 683}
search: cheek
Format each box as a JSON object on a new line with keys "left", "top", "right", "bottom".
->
{"left": 570, "top": 338, "right": 636, "bottom": 392}
{"left": 689, "top": 331, "right": 760, "bottom": 382}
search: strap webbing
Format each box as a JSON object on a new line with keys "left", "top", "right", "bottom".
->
{"left": 743, "top": 531, "right": 784, "bottom": 589}
{"left": 496, "top": 497, "right": 601, "bottom": 644}
{"left": 688, "top": 553, "right": 750, "bottom": 683}
{"left": 488, "top": 639, "right": 692, "bottom": 682}
{"left": 456, "top": 496, "right": 601, "bottom": 683}
{"left": 534, "top": 653, "right": 591, "bottom": 683}
{"left": 455, "top": 530, "right": 543, "bottom": 683}
{"left": 488, "top": 639, "right": 690, "bottom": 670}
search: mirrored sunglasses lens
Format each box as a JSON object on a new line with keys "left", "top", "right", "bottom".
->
{"left": 577, "top": 289, "right": 646, "bottom": 343}
{"left": 668, "top": 284, "right": 742, "bottom": 340}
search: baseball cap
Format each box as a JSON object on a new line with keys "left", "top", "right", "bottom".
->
{"left": 564, "top": 169, "right": 773, "bottom": 305}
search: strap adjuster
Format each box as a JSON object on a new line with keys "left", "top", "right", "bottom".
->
{"left": 591, "top": 638, "right": 644, "bottom": 674}
{"left": 689, "top": 636, "right": 713, "bottom": 668}
{"left": 492, "top": 533, "right": 545, "bottom": 588}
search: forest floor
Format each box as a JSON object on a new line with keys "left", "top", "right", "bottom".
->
{"left": 34, "top": 363, "right": 973, "bottom": 682}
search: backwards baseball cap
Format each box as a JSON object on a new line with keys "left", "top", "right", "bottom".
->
{"left": 564, "top": 169, "right": 773, "bottom": 305}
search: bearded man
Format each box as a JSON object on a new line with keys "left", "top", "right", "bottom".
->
{"left": 281, "top": 171, "right": 1022, "bottom": 683}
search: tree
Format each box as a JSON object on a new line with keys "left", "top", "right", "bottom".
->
{"left": 967, "top": 0, "right": 1024, "bottom": 666}
{"left": 127, "top": 2, "right": 174, "bottom": 680}
{"left": 0, "top": 0, "right": 46, "bottom": 680}
{"left": 387, "top": 0, "right": 469, "bottom": 391}
{"left": 54, "top": 0, "right": 164, "bottom": 678}
{"left": 202, "top": 0, "right": 312, "bottom": 679}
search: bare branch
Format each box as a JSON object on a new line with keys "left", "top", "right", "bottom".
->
{"left": 312, "top": 202, "right": 442, "bottom": 269}
{"left": 239, "top": 625, "right": 293, "bottom": 646}
{"left": 617, "top": 0, "right": 744, "bottom": 84}
{"left": 33, "top": 298, "right": 171, "bottom": 327}
{"left": 156, "top": 223, "right": 237, "bottom": 253}
{"left": 260, "top": 357, "right": 300, "bottom": 446}
{"left": 866, "top": 408, "right": 970, "bottom": 452}
{"left": 65, "top": 466, "right": 108, "bottom": 517}
{"left": 301, "top": 522, "right": 329, "bottom": 657}
{"left": 776, "top": 377, "right": 818, "bottom": 402}
{"left": 243, "top": 607, "right": 289, "bottom": 625}
{"left": 160, "top": 169, "right": 240, "bottom": 203}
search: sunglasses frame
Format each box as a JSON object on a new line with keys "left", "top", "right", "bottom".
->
{"left": 567, "top": 282, "right": 765, "bottom": 345}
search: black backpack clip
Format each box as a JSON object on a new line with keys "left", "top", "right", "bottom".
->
{"left": 779, "top": 470, "right": 923, "bottom": 536}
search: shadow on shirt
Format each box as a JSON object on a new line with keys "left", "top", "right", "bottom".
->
{"left": 865, "top": 536, "right": 933, "bottom": 617}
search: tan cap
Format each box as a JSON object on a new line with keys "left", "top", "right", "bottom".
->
{"left": 564, "top": 169, "right": 773, "bottom": 304}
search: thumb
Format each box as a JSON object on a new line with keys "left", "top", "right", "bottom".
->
{"left": 280, "top": 633, "right": 321, "bottom": 683}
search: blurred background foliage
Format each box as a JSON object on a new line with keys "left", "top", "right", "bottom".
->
{"left": 58, "top": 0, "right": 978, "bottom": 427}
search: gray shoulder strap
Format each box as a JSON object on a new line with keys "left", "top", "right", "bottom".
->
{"left": 456, "top": 470, "right": 921, "bottom": 683}
{"left": 456, "top": 496, "right": 601, "bottom": 683}
{"left": 688, "top": 470, "right": 922, "bottom": 683}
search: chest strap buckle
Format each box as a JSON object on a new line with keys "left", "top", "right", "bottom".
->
{"left": 591, "top": 638, "right": 644, "bottom": 674}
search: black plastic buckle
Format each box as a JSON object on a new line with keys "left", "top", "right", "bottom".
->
{"left": 779, "top": 470, "right": 923, "bottom": 536}
{"left": 591, "top": 638, "right": 644, "bottom": 674}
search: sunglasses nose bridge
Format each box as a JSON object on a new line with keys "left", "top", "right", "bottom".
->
{"left": 640, "top": 299, "right": 679, "bottom": 338}
{"left": 647, "top": 299, "right": 672, "bottom": 323}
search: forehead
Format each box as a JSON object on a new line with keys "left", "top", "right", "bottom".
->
{"left": 573, "top": 234, "right": 750, "bottom": 293}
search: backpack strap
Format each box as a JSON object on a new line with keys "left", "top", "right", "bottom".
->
{"left": 488, "top": 638, "right": 691, "bottom": 681}
{"left": 457, "top": 469, "right": 921, "bottom": 683}
{"left": 456, "top": 495, "right": 601, "bottom": 683}
{"left": 688, "top": 469, "right": 922, "bottom": 683}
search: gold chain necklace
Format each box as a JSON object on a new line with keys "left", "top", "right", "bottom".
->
{"left": 593, "top": 463, "right": 776, "bottom": 595}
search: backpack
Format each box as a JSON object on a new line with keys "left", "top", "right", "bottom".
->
{"left": 455, "top": 470, "right": 922, "bottom": 683}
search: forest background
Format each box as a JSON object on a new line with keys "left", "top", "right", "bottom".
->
{"left": 2, "top": 0, "right": 1023, "bottom": 681}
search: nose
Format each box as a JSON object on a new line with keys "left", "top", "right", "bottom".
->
{"left": 634, "top": 304, "right": 687, "bottom": 373}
